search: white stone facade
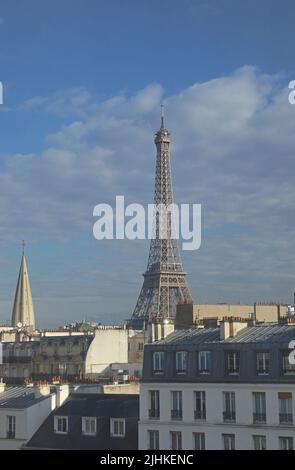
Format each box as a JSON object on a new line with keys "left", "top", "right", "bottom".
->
{"left": 139, "top": 382, "right": 295, "bottom": 450}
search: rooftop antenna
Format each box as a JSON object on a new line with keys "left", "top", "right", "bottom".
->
{"left": 160, "top": 103, "right": 164, "bottom": 129}
{"left": 22, "top": 240, "right": 25, "bottom": 256}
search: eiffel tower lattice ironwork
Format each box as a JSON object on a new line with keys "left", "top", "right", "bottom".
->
{"left": 130, "top": 110, "right": 193, "bottom": 328}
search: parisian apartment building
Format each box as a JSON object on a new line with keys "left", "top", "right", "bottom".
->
{"left": 139, "top": 318, "right": 295, "bottom": 450}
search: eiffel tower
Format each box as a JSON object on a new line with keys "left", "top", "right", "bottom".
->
{"left": 130, "top": 109, "right": 193, "bottom": 328}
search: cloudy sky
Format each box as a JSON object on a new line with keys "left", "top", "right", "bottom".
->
{"left": 0, "top": 0, "right": 294, "bottom": 327}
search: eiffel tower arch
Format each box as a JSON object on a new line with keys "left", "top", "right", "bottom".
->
{"left": 130, "top": 111, "right": 193, "bottom": 329}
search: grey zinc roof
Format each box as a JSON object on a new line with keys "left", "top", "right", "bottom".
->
{"left": 0, "top": 386, "right": 49, "bottom": 408}
{"left": 155, "top": 323, "right": 295, "bottom": 346}
{"left": 155, "top": 327, "right": 220, "bottom": 345}
{"left": 221, "top": 323, "right": 295, "bottom": 344}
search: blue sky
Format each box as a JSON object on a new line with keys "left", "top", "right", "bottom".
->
{"left": 0, "top": 0, "right": 295, "bottom": 327}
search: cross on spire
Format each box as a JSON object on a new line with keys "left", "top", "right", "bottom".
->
{"left": 22, "top": 240, "right": 25, "bottom": 256}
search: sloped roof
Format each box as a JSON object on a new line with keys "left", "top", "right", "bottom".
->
{"left": 25, "top": 393, "right": 139, "bottom": 450}
{"left": 155, "top": 323, "right": 295, "bottom": 346}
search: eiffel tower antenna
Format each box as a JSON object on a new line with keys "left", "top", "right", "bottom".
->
{"left": 160, "top": 103, "right": 164, "bottom": 128}
{"left": 130, "top": 111, "right": 193, "bottom": 328}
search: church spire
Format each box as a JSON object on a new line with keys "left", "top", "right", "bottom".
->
{"left": 11, "top": 245, "right": 36, "bottom": 331}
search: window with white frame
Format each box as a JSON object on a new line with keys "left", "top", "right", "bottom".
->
{"left": 149, "top": 390, "right": 160, "bottom": 419}
{"left": 253, "top": 435, "right": 266, "bottom": 450}
{"left": 54, "top": 416, "right": 68, "bottom": 434}
{"left": 223, "top": 391, "right": 236, "bottom": 422}
{"left": 226, "top": 351, "right": 240, "bottom": 374}
{"left": 256, "top": 352, "right": 270, "bottom": 374}
{"left": 152, "top": 351, "right": 164, "bottom": 374}
{"left": 278, "top": 392, "right": 293, "bottom": 424}
{"left": 193, "top": 432, "right": 205, "bottom": 450}
{"left": 148, "top": 430, "right": 159, "bottom": 450}
{"left": 194, "top": 391, "right": 206, "bottom": 420}
{"left": 170, "top": 431, "right": 182, "bottom": 450}
{"left": 282, "top": 351, "right": 295, "bottom": 374}
{"left": 82, "top": 417, "right": 97, "bottom": 436}
{"left": 279, "top": 436, "right": 293, "bottom": 450}
{"left": 171, "top": 391, "right": 183, "bottom": 420}
{"left": 198, "top": 351, "right": 211, "bottom": 374}
{"left": 222, "top": 433, "right": 235, "bottom": 450}
{"left": 6, "top": 416, "right": 15, "bottom": 439}
{"left": 253, "top": 392, "right": 266, "bottom": 423}
{"left": 110, "top": 418, "right": 125, "bottom": 437}
{"left": 175, "top": 351, "right": 187, "bottom": 374}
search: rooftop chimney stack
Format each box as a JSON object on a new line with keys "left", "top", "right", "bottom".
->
{"left": 220, "top": 317, "right": 248, "bottom": 340}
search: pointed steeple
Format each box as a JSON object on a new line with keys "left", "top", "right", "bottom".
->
{"left": 11, "top": 245, "right": 36, "bottom": 331}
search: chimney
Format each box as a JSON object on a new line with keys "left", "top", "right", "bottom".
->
{"left": 220, "top": 317, "right": 248, "bottom": 340}
{"left": 253, "top": 302, "right": 257, "bottom": 323}
{"left": 277, "top": 304, "right": 281, "bottom": 323}
{"left": 34, "top": 384, "right": 51, "bottom": 398}
{"left": 0, "top": 378, "right": 6, "bottom": 393}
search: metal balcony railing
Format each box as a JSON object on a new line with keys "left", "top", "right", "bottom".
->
{"left": 257, "top": 368, "right": 269, "bottom": 374}
{"left": 279, "top": 413, "right": 293, "bottom": 424}
{"left": 148, "top": 409, "right": 160, "bottom": 419}
{"left": 194, "top": 410, "right": 206, "bottom": 420}
{"left": 223, "top": 411, "right": 236, "bottom": 422}
{"left": 171, "top": 409, "right": 182, "bottom": 420}
{"left": 3, "top": 356, "right": 31, "bottom": 363}
{"left": 253, "top": 412, "right": 266, "bottom": 424}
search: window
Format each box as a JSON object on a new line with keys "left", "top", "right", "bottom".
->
{"left": 138, "top": 342, "right": 144, "bottom": 351}
{"left": 170, "top": 431, "right": 182, "bottom": 450}
{"left": 176, "top": 351, "right": 187, "bottom": 374}
{"left": 223, "top": 391, "right": 236, "bottom": 422}
{"left": 67, "top": 343, "right": 72, "bottom": 354}
{"left": 110, "top": 418, "right": 125, "bottom": 437}
{"left": 148, "top": 430, "right": 159, "bottom": 450}
{"left": 279, "top": 436, "right": 293, "bottom": 450}
{"left": 278, "top": 392, "right": 293, "bottom": 424}
{"left": 226, "top": 352, "right": 240, "bottom": 374}
{"left": 222, "top": 434, "right": 235, "bottom": 450}
{"left": 153, "top": 352, "right": 164, "bottom": 374}
{"left": 194, "top": 432, "right": 205, "bottom": 450}
{"left": 194, "top": 391, "right": 206, "bottom": 420}
{"left": 82, "top": 417, "right": 96, "bottom": 436}
{"left": 6, "top": 416, "right": 15, "bottom": 439}
{"left": 253, "top": 435, "right": 266, "bottom": 450}
{"left": 171, "top": 391, "right": 182, "bottom": 420}
{"left": 149, "top": 390, "right": 160, "bottom": 419}
{"left": 198, "top": 351, "right": 211, "bottom": 374}
{"left": 58, "top": 363, "right": 67, "bottom": 376}
{"left": 256, "top": 352, "right": 270, "bottom": 374}
{"left": 253, "top": 392, "right": 266, "bottom": 423}
{"left": 54, "top": 416, "right": 68, "bottom": 434}
{"left": 282, "top": 352, "right": 295, "bottom": 374}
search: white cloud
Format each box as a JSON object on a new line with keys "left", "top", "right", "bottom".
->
{"left": 0, "top": 66, "right": 295, "bottom": 325}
